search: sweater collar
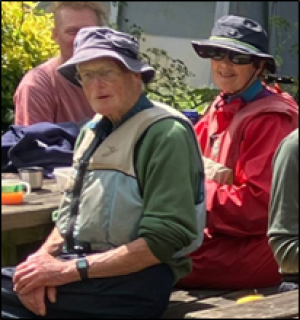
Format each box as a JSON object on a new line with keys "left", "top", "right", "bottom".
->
{"left": 117, "top": 93, "right": 153, "bottom": 128}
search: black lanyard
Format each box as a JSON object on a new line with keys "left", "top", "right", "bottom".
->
{"left": 65, "top": 117, "right": 113, "bottom": 253}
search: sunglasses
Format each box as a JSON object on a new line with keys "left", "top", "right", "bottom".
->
{"left": 198, "top": 47, "right": 254, "bottom": 65}
{"left": 75, "top": 69, "right": 121, "bottom": 86}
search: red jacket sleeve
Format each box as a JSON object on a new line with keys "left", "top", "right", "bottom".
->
{"left": 205, "top": 114, "right": 295, "bottom": 237}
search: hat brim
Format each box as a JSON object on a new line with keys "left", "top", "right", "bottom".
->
{"left": 192, "top": 39, "right": 276, "bottom": 73}
{"left": 57, "top": 49, "right": 156, "bottom": 86}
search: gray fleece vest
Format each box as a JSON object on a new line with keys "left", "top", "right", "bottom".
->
{"left": 55, "top": 101, "right": 206, "bottom": 257}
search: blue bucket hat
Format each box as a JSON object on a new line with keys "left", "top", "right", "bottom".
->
{"left": 191, "top": 15, "right": 276, "bottom": 73}
{"left": 58, "top": 26, "right": 155, "bottom": 86}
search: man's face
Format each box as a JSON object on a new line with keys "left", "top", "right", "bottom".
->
{"left": 52, "top": 7, "right": 99, "bottom": 61}
{"left": 77, "top": 58, "right": 142, "bottom": 124}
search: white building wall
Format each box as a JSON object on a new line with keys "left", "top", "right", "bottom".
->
{"left": 118, "top": 2, "right": 217, "bottom": 88}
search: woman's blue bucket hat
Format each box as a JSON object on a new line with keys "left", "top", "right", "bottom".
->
{"left": 192, "top": 15, "right": 276, "bottom": 73}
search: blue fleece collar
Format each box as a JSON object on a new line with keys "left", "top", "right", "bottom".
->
{"left": 226, "top": 79, "right": 263, "bottom": 103}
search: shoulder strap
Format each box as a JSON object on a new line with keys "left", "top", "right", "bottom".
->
{"left": 65, "top": 118, "right": 112, "bottom": 253}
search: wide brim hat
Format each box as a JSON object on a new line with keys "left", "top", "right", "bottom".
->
{"left": 58, "top": 26, "right": 155, "bottom": 86}
{"left": 191, "top": 15, "right": 276, "bottom": 73}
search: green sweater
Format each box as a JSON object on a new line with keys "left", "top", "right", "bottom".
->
{"left": 136, "top": 118, "right": 201, "bottom": 282}
{"left": 268, "top": 128, "right": 299, "bottom": 275}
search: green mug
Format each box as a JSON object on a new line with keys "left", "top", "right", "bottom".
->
{"left": 1, "top": 179, "right": 31, "bottom": 205}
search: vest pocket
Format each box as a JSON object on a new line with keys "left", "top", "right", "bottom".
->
{"left": 72, "top": 171, "right": 143, "bottom": 250}
{"left": 107, "top": 173, "right": 143, "bottom": 246}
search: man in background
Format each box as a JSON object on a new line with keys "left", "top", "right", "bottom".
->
{"left": 14, "top": 2, "right": 106, "bottom": 125}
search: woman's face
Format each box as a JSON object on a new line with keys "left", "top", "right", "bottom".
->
{"left": 211, "top": 52, "right": 262, "bottom": 94}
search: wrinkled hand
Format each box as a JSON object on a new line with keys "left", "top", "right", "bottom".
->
{"left": 18, "top": 286, "right": 57, "bottom": 316}
{"left": 13, "top": 251, "right": 73, "bottom": 295}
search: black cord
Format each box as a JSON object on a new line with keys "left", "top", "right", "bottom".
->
{"left": 264, "top": 74, "right": 296, "bottom": 84}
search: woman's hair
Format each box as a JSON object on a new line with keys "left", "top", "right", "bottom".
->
{"left": 49, "top": 2, "right": 107, "bottom": 26}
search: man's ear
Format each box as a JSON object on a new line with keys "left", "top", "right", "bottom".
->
{"left": 133, "top": 72, "right": 143, "bottom": 85}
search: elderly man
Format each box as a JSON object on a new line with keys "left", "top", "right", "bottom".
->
{"left": 2, "top": 27, "right": 206, "bottom": 319}
{"left": 14, "top": 2, "right": 106, "bottom": 125}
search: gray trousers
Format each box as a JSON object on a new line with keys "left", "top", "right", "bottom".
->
{"left": 2, "top": 264, "right": 173, "bottom": 319}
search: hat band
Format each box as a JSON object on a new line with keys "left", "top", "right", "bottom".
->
{"left": 209, "top": 36, "right": 260, "bottom": 53}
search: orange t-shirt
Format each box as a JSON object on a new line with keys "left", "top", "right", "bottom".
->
{"left": 14, "top": 57, "right": 95, "bottom": 125}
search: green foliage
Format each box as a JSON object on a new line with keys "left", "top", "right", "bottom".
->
{"left": 268, "top": 15, "right": 298, "bottom": 101}
{"left": 269, "top": 16, "right": 298, "bottom": 68}
{"left": 119, "top": 19, "right": 219, "bottom": 114}
{"left": 1, "top": 1, "right": 59, "bottom": 131}
{"left": 140, "top": 48, "right": 219, "bottom": 113}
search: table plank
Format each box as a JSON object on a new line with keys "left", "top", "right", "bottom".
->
{"left": 163, "top": 286, "right": 280, "bottom": 319}
{"left": 185, "top": 290, "right": 298, "bottom": 319}
{"left": 162, "top": 290, "right": 231, "bottom": 319}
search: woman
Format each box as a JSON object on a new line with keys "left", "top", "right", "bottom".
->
{"left": 177, "top": 15, "right": 298, "bottom": 290}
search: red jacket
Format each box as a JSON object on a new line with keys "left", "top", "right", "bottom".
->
{"left": 177, "top": 86, "right": 298, "bottom": 289}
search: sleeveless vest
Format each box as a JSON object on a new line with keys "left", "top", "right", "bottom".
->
{"left": 55, "top": 101, "right": 206, "bottom": 257}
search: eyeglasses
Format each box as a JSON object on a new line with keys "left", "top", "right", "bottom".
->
{"left": 198, "top": 47, "right": 254, "bottom": 65}
{"left": 75, "top": 69, "right": 121, "bottom": 85}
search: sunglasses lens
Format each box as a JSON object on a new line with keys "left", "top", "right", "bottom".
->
{"left": 230, "top": 52, "right": 253, "bottom": 64}
{"left": 209, "top": 48, "right": 226, "bottom": 60}
{"left": 198, "top": 47, "right": 226, "bottom": 60}
{"left": 197, "top": 46, "right": 253, "bottom": 64}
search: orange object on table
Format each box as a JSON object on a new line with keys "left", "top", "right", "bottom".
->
{"left": 1, "top": 191, "right": 24, "bottom": 205}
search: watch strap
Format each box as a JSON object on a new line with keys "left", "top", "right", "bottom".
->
{"left": 76, "top": 258, "right": 89, "bottom": 280}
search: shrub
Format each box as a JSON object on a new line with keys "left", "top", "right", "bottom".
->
{"left": 121, "top": 19, "right": 220, "bottom": 115}
{"left": 1, "top": 1, "right": 59, "bottom": 132}
{"left": 142, "top": 48, "right": 219, "bottom": 113}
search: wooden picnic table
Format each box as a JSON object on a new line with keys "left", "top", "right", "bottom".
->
{"left": 1, "top": 175, "right": 298, "bottom": 319}
{"left": 2, "top": 174, "right": 60, "bottom": 266}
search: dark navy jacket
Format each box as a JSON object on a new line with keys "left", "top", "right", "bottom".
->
{"left": 1, "top": 122, "right": 80, "bottom": 176}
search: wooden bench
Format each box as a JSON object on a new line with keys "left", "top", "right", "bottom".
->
{"left": 163, "top": 287, "right": 298, "bottom": 318}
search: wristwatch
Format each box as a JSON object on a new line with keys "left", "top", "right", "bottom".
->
{"left": 76, "top": 258, "right": 89, "bottom": 280}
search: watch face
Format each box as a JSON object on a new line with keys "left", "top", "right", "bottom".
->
{"left": 76, "top": 258, "right": 89, "bottom": 280}
{"left": 77, "top": 259, "right": 88, "bottom": 269}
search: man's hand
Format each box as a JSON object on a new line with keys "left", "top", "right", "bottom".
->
{"left": 18, "top": 286, "right": 57, "bottom": 316}
{"left": 13, "top": 251, "right": 77, "bottom": 295}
